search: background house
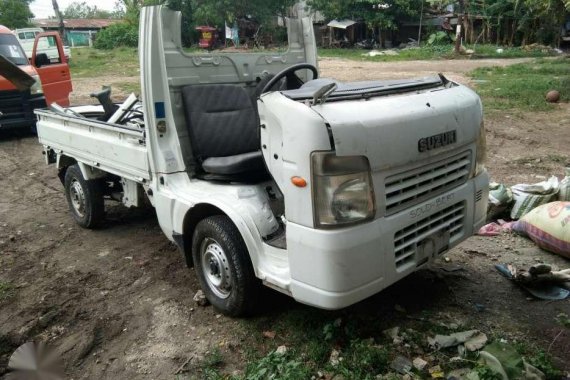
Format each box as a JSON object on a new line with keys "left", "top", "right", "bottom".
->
{"left": 32, "top": 19, "right": 120, "bottom": 47}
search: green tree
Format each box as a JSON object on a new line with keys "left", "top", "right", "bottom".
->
{"left": 167, "top": 0, "right": 193, "bottom": 45}
{"left": 307, "top": 0, "right": 421, "bottom": 46}
{"left": 422, "top": 0, "right": 570, "bottom": 46}
{"left": 62, "top": 1, "right": 116, "bottom": 18}
{"left": 0, "top": 0, "right": 33, "bottom": 29}
{"left": 190, "top": 0, "right": 295, "bottom": 26}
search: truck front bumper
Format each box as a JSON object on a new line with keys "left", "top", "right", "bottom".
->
{"left": 287, "top": 171, "right": 489, "bottom": 310}
{"left": 0, "top": 91, "right": 46, "bottom": 131}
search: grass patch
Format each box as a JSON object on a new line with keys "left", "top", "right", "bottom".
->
{"left": 180, "top": 306, "right": 564, "bottom": 379}
{"left": 0, "top": 282, "right": 14, "bottom": 301}
{"left": 115, "top": 81, "right": 141, "bottom": 95}
{"left": 70, "top": 47, "right": 139, "bottom": 79}
{"left": 69, "top": 43, "right": 558, "bottom": 81}
{"left": 232, "top": 307, "right": 467, "bottom": 379}
{"left": 243, "top": 350, "right": 313, "bottom": 379}
{"left": 470, "top": 57, "right": 570, "bottom": 112}
{"left": 318, "top": 44, "right": 557, "bottom": 62}
{"left": 319, "top": 45, "right": 451, "bottom": 61}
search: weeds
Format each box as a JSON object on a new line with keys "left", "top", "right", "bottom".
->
{"left": 525, "top": 351, "right": 562, "bottom": 380}
{"left": 335, "top": 339, "right": 390, "bottom": 379}
{"left": 0, "top": 282, "right": 13, "bottom": 301}
{"left": 513, "top": 342, "right": 563, "bottom": 380}
{"left": 202, "top": 348, "right": 223, "bottom": 371}
{"left": 474, "top": 364, "right": 504, "bottom": 380}
{"left": 555, "top": 313, "right": 570, "bottom": 329}
{"left": 244, "top": 350, "right": 312, "bottom": 380}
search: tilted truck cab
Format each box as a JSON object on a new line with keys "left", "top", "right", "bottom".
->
{"left": 0, "top": 26, "right": 72, "bottom": 132}
{"left": 35, "top": 4, "right": 488, "bottom": 316}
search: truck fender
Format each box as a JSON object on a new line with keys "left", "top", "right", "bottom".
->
{"left": 56, "top": 154, "right": 76, "bottom": 184}
{"left": 76, "top": 162, "right": 107, "bottom": 180}
{"left": 55, "top": 156, "right": 106, "bottom": 182}
{"left": 173, "top": 201, "right": 264, "bottom": 278}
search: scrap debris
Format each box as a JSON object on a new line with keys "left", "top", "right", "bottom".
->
{"left": 193, "top": 290, "right": 209, "bottom": 306}
{"left": 477, "top": 220, "right": 516, "bottom": 236}
{"left": 427, "top": 330, "right": 488, "bottom": 353}
{"left": 482, "top": 167, "right": 570, "bottom": 259}
{"left": 495, "top": 263, "right": 570, "bottom": 300}
{"left": 487, "top": 182, "right": 514, "bottom": 221}
{"left": 486, "top": 168, "right": 569, "bottom": 222}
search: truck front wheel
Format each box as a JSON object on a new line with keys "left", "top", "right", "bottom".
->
{"left": 64, "top": 165, "right": 105, "bottom": 229}
{"left": 192, "top": 215, "right": 259, "bottom": 317}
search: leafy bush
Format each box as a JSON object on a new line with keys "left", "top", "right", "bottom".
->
{"left": 427, "top": 31, "right": 455, "bottom": 45}
{"left": 94, "top": 22, "right": 139, "bottom": 49}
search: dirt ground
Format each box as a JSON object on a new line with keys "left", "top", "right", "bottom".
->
{"left": 1, "top": 57, "right": 569, "bottom": 379}
{"left": 68, "top": 57, "right": 536, "bottom": 105}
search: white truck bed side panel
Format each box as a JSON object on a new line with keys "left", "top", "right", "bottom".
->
{"left": 35, "top": 110, "right": 150, "bottom": 182}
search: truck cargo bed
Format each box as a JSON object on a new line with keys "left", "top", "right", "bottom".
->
{"left": 35, "top": 109, "right": 150, "bottom": 182}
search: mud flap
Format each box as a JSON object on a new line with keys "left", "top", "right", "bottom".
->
{"left": 172, "top": 232, "right": 193, "bottom": 268}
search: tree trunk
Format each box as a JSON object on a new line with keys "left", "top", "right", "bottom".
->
{"left": 468, "top": 16, "right": 474, "bottom": 44}
{"left": 496, "top": 17, "right": 501, "bottom": 45}
{"left": 454, "top": 0, "right": 465, "bottom": 53}
{"left": 52, "top": 0, "right": 66, "bottom": 44}
{"left": 509, "top": 19, "right": 516, "bottom": 46}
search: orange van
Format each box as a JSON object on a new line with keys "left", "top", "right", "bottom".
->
{"left": 0, "top": 25, "right": 72, "bottom": 132}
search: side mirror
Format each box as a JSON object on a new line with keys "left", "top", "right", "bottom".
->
{"left": 34, "top": 53, "right": 50, "bottom": 68}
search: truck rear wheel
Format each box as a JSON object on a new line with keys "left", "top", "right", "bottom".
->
{"left": 192, "top": 215, "right": 259, "bottom": 317}
{"left": 64, "top": 165, "right": 105, "bottom": 229}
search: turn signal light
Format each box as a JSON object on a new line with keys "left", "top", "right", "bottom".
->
{"left": 291, "top": 176, "right": 307, "bottom": 188}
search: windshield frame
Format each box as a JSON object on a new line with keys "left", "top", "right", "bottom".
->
{"left": 0, "top": 34, "right": 29, "bottom": 66}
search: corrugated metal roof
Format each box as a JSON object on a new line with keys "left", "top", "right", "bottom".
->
{"left": 32, "top": 19, "right": 120, "bottom": 29}
{"left": 327, "top": 19, "right": 357, "bottom": 29}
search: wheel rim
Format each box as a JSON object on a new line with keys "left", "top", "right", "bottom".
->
{"left": 69, "top": 179, "right": 86, "bottom": 217}
{"left": 200, "top": 238, "right": 232, "bottom": 299}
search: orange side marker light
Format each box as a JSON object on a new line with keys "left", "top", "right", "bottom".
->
{"left": 291, "top": 176, "right": 307, "bottom": 188}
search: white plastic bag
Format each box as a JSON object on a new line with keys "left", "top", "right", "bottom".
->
{"left": 510, "top": 176, "right": 559, "bottom": 220}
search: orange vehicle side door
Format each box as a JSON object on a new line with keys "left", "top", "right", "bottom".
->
{"left": 32, "top": 32, "right": 72, "bottom": 106}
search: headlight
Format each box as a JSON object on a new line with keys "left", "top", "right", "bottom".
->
{"left": 312, "top": 152, "right": 376, "bottom": 228}
{"left": 474, "top": 120, "right": 486, "bottom": 177}
{"left": 30, "top": 75, "right": 43, "bottom": 95}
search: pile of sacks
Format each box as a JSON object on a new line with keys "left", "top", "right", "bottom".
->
{"left": 486, "top": 167, "right": 570, "bottom": 258}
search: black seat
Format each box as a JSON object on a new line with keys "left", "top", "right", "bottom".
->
{"left": 181, "top": 84, "right": 266, "bottom": 178}
{"left": 90, "top": 87, "right": 119, "bottom": 121}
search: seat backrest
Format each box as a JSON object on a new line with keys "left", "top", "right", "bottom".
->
{"left": 181, "top": 84, "right": 259, "bottom": 161}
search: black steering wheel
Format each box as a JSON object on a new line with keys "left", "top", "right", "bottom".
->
{"left": 260, "top": 63, "right": 319, "bottom": 94}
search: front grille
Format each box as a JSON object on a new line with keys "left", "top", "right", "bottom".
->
{"left": 385, "top": 152, "right": 471, "bottom": 215}
{"left": 0, "top": 90, "right": 28, "bottom": 124}
{"left": 394, "top": 202, "right": 465, "bottom": 269}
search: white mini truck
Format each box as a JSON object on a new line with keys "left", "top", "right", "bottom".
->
{"left": 35, "top": 5, "right": 489, "bottom": 316}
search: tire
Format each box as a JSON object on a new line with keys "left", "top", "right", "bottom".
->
{"left": 192, "top": 215, "right": 260, "bottom": 317}
{"left": 64, "top": 164, "right": 105, "bottom": 229}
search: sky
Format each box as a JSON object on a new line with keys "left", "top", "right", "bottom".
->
{"left": 30, "top": 0, "right": 119, "bottom": 19}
